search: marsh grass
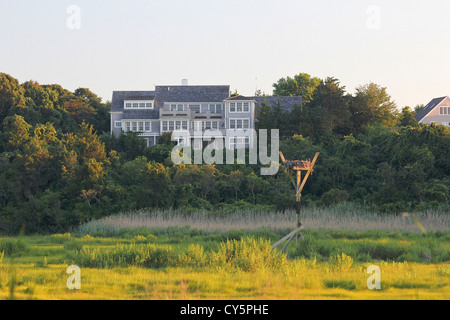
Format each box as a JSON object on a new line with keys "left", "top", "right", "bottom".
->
{"left": 77, "top": 204, "right": 450, "bottom": 237}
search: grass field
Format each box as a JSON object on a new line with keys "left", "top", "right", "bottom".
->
{"left": 1, "top": 207, "right": 449, "bottom": 300}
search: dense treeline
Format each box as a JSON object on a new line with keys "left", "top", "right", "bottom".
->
{"left": 0, "top": 72, "right": 449, "bottom": 234}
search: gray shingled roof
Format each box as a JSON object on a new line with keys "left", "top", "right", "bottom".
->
{"left": 111, "top": 91, "right": 156, "bottom": 112}
{"left": 155, "top": 85, "right": 230, "bottom": 103}
{"left": 124, "top": 95, "right": 156, "bottom": 101}
{"left": 122, "top": 109, "right": 159, "bottom": 120}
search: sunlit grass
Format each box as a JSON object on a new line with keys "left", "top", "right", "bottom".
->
{"left": 1, "top": 261, "right": 448, "bottom": 300}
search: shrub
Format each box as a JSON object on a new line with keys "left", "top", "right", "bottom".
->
{"left": 178, "top": 244, "right": 208, "bottom": 268}
{"left": 48, "top": 233, "right": 71, "bottom": 244}
{"left": 320, "top": 189, "right": 349, "bottom": 206}
{"left": 328, "top": 253, "right": 353, "bottom": 272}
{"left": 0, "top": 239, "right": 28, "bottom": 256}
{"left": 210, "top": 238, "right": 287, "bottom": 272}
{"left": 72, "top": 243, "right": 176, "bottom": 269}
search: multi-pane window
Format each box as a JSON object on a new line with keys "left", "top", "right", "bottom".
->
{"left": 229, "top": 137, "right": 250, "bottom": 149}
{"left": 229, "top": 102, "right": 251, "bottom": 113}
{"left": 162, "top": 121, "right": 189, "bottom": 132}
{"left": 124, "top": 101, "right": 154, "bottom": 109}
{"left": 171, "top": 104, "right": 184, "bottom": 111}
{"left": 229, "top": 119, "right": 250, "bottom": 129}
{"left": 440, "top": 107, "right": 450, "bottom": 115}
{"left": 123, "top": 121, "right": 151, "bottom": 132}
{"left": 209, "top": 104, "right": 223, "bottom": 114}
{"left": 114, "top": 121, "right": 122, "bottom": 128}
{"left": 189, "top": 105, "right": 201, "bottom": 113}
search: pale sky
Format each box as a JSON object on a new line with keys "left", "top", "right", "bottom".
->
{"left": 1, "top": 0, "right": 449, "bottom": 109}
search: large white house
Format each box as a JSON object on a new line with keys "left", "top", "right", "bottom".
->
{"left": 110, "top": 81, "right": 302, "bottom": 148}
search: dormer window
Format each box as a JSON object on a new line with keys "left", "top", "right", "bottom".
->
{"left": 124, "top": 100, "right": 154, "bottom": 109}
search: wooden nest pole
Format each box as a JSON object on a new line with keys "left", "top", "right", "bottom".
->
{"left": 272, "top": 152, "right": 320, "bottom": 252}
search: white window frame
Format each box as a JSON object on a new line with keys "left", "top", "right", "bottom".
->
{"left": 124, "top": 100, "right": 154, "bottom": 110}
{"left": 161, "top": 120, "right": 188, "bottom": 132}
{"left": 209, "top": 104, "right": 223, "bottom": 114}
{"left": 114, "top": 121, "right": 122, "bottom": 128}
{"left": 229, "top": 101, "right": 252, "bottom": 113}
{"left": 229, "top": 118, "right": 251, "bottom": 129}
{"left": 124, "top": 120, "right": 152, "bottom": 132}
{"left": 229, "top": 137, "right": 248, "bottom": 149}
{"left": 189, "top": 104, "right": 201, "bottom": 113}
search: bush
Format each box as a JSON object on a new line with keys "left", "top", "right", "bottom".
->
{"left": 0, "top": 239, "right": 28, "bottom": 256}
{"left": 72, "top": 243, "right": 176, "bottom": 269}
{"left": 48, "top": 233, "right": 72, "bottom": 244}
{"left": 210, "top": 238, "right": 287, "bottom": 272}
{"left": 320, "top": 189, "right": 349, "bottom": 206}
{"left": 178, "top": 244, "right": 208, "bottom": 268}
{"left": 328, "top": 253, "right": 353, "bottom": 272}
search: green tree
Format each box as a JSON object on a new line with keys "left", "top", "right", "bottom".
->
{"left": 2, "top": 115, "right": 31, "bottom": 150}
{"left": 273, "top": 73, "right": 321, "bottom": 104}
{"left": 309, "top": 77, "right": 353, "bottom": 139}
{"left": 350, "top": 83, "right": 399, "bottom": 132}
{"left": 0, "top": 73, "right": 25, "bottom": 122}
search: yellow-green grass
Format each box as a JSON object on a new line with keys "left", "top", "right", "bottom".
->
{"left": 1, "top": 262, "right": 449, "bottom": 300}
{"left": 1, "top": 232, "right": 449, "bottom": 300}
